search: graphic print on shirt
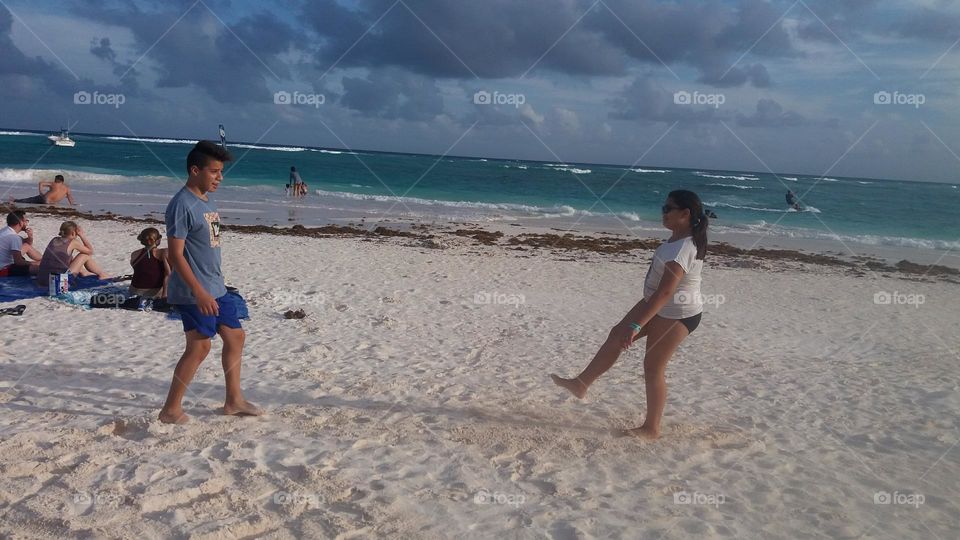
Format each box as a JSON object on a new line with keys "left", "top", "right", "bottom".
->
{"left": 204, "top": 211, "right": 221, "bottom": 248}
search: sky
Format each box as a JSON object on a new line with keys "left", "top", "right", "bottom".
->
{"left": 1, "top": 0, "right": 959, "bottom": 183}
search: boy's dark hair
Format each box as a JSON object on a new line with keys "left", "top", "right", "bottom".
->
{"left": 290, "top": 166, "right": 296, "bottom": 172}
{"left": 187, "top": 140, "right": 233, "bottom": 173}
{"left": 54, "top": 174, "right": 65, "bottom": 182}
{"left": 6, "top": 210, "right": 26, "bottom": 226}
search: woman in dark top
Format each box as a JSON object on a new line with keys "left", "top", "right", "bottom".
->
{"left": 130, "top": 227, "right": 170, "bottom": 299}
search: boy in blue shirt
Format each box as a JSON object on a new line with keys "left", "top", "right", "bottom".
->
{"left": 158, "top": 140, "right": 261, "bottom": 424}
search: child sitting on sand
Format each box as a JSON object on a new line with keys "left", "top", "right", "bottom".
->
{"left": 129, "top": 227, "right": 170, "bottom": 299}
{"left": 35, "top": 221, "right": 110, "bottom": 285}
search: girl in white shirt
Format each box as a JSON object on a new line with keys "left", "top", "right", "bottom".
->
{"left": 552, "top": 190, "right": 708, "bottom": 439}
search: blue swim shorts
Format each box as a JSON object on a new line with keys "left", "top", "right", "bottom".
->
{"left": 174, "top": 292, "right": 247, "bottom": 338}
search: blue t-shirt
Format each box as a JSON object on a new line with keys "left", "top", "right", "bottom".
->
{"left": 165, "top": 187, "right": 227, "bottom": 304}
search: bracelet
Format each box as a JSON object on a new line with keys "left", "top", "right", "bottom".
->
{"left": 630, "top": 322, "right": 642, "bottom": 332}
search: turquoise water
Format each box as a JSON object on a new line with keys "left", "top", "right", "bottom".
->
{"left": 1, "top": 130, "right": 958, "bottom": 251}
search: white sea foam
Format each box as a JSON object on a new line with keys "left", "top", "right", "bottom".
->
{"left": 706, "top": 201, "right": 821, "bottom": 213}
{"left": 311, "top": 189, "right": 637, "bottom": 220}
{"left": 502, "top": 164, "right": 529, "bottom": 169}
{"left": 695, "top": 172, "right": 759, "bottom": 181}
{"left": 0, "top": 168, "right": 173, "bottom": 184}
{"left": 231, "top": 143, "right": 310, "bottom": 152}
{"left": 781, "top": 177, "right": 798, "bottom": 181}
{"left": 630, "top": 168, "right": 671, "bottom": 173}
{"left": 708, "top": 183, "right": 764, "bottom": 190}
{"left": 548, "top": 167, "right": 592, "bottom": 174}
{"left": 856, "top": 181, "right": 873, "bottom": 185}
{"left": 733, "top": 221, "right": 960, "bottom": 251}
{"left": 105, "top": 136, "right": 197, "bottom": 145}
{"left": 820, "top": 177, "right": 839, "bottom": 182}
{"left": 0, "top": 131, "right": 44, "bottom": 137}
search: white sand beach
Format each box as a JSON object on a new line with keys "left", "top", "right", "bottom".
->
{"left": 1, "top": 215, "right": 958, "bottom": 539}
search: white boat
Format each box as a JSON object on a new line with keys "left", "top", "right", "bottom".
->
{"left": 48, "top": 129, "right": 75, "bottom": 147}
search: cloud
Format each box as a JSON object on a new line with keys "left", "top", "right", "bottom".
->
{"left": 607, "top": 76, "right": 724, "bottom": 124}
{"left": 892, "top": 8, "right": 960, "bottom": 42}
{"left": 302, "top": 0, "right": 795, "bottom": 87}
{"left": 70, "top": 1, "right": 297, "bottom": 103}
{"left": 735, "top": 98, "right": 805, "bottom": 128}
{"left": 0, "top": 5, "right": 82, "bottom": 99}
{"left": 339, "top": 67, "right": 445, "bottom": 121}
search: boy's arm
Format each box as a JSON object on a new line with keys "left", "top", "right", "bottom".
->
{"left": 66, "top": 187, "right": 76, "bottom": 205}
{"left": 38, "top": 181, "right": 50, "bottom": 194}
{"left": 167, "top": 237, "right": 219, "bottom": 315}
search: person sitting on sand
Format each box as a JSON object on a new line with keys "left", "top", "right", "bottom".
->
{"left": 35, "top": 221, "right": 110, "bottom": 285}
{"left": 10, "top": 174, "right": 76, "bottom": 206}
{"left": 551, "top": 190, "right": 708, "bottom": 440}
{"left": 0, "top": 211, "right": 43, "bottom": 276}
{"left": 158, "top": 140, "right": 261, "bottom": 424}
{"left": 129, "top": 227, "right": 170, "bottom": 299}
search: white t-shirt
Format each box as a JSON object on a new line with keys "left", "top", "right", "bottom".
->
{"left": 642, "top": 236, "right": 703, "bottom": 319}
{"left": 0, "top": 226, "right": 24, "bottom": 269}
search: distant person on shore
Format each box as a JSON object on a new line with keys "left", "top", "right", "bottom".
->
{"left": 551, "top": 190, "right": 708, "bottom": 440}
{"left": 0, "top": 211, "right": 42, "bottom": 276}
{"left": 786, "top": 190, "right": 801, "bottom": 211}
{"left": 289, "top": 166, "right": 307, "bottom": 197}
{"left": 9, "top": 175, "right": 76, "bottom": 206}
{"left": 35, "top": 221, "right": 110, "bottom": 285}
{"left": 158, "top": 140, "right": 261, "bottom": 424}
{"left": 129, "top": 227, "right": 170, "bottom": 299}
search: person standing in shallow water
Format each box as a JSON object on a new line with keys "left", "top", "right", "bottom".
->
{"left": 158, "top": 140, "right": 262, "bottom": 424}
{"left": 551, "top": 190, "right": 708, "bottom": 439}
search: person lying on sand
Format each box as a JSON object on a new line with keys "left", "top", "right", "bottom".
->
{"left": 158, "top": 141, "right": 262, "bottom": 424}
{"left": 35, "top": 221, "right": 110, "bottom": 285}
{"left": 129, "top": 227, "right": 170, "bottom": 299}
{"left": 551, "top": 190, "right": 708, "bottom": 440}
{"left": 9, "top": 174, "right": 76, "bottom": 206}
{"left": 0, "top": 210, "right": 42, "bottom": 276}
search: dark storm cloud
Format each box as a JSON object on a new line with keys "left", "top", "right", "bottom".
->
{"left": 339, "top": 67, "right": 445, "bottom": 121}
{"left": 70, "top": 0, "right": 297, "bottom": 103}
{"left": 89, "top": 36, "right": 142, "bottom": 90}
{"left": 795, "top": 0, "right": 881, "bottom": 42}
{"left": 302, "top": 0, "right": 796, "bottom": 87}
{"left": 892, "top": 8, "right": 960, "bottom": 42}
{"left": 0, "top": 5, "right": 82, "bottom": 98}
{"left": 606, "top": 75, "right": 723, "bottom": 124}
{"left": 735, "top": 98, "right": 804, "bottom": 128}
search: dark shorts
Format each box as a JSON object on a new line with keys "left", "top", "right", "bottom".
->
{"left": 0, "top": 264, "right": 31, "bottom": 277}
{"left": 174, "top": 293, "right": 246, "bottom": 338}
{"left": 14, "top": 194, "right": 46, "bottom": 204}
{"left": 674, "top": 312, "right": 702, "bottom": 334}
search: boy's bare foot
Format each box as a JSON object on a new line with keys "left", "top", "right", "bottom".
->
{"left": 158, "top": 409, "right": 190, "bottom": 424}
{"left": 621, "top": 425, "right": 660, "bottom": 440}
{"left": 223, "top": 400, "right": 263, "bottom": 417}
{"left": 550, "top": 374, "right": 587, "bottom": 399}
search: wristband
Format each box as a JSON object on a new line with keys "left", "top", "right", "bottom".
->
{"left": 630, "top": 322, "right": 642, "bottom": 332}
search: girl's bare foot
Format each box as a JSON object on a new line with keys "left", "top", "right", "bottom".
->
{"left": 621, "top": 425, "right": 660, "bottom": 440}
{"left": 223, "top": 400, "right": 263, "bottom": 417}
{"left": 158, "top": 408, "right": 190, "bottom": 424}
{"left": 550, "top": 374, "right": 587, "bottom": 399}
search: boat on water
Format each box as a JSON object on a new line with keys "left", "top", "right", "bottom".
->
{"left": 48, "top": 129, "right": 75, "bottom": 147}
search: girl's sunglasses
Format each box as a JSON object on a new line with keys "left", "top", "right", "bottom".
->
{"left": 661, "top": 204, "right": 682, "bottom": 214}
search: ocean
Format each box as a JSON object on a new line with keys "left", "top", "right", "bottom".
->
{"left": 1, "top": 130, "right": 958, "bottom": 257}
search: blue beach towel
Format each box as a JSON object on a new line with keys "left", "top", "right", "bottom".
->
{"left": 0, "top": 275, "right": 116, "bottom": 305}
